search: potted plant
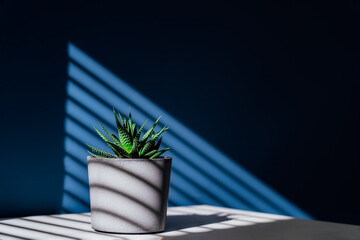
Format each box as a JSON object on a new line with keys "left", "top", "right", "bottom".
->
{"left": 86, "top": 108, "right": 171, "bottom": 233}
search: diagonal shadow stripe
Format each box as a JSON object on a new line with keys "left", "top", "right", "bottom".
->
{"left": 64, "top": 136, "right": 89, "bottom": 164}
{"left": 64, "top": 117, "right": 110, "bottom": 154}
{"left": 87, "top": 160, "right": 161, "bottom": 193}
{"left": 169, "top": 150, "right": 254, "bottom": 209}
{"left": 65, "top": 134, "right": 95, "bottom": 157}
{"left": 50, "top": 215, "right": 90, "bottom": 224}
{"left": 67, "top": 62, "right": 150, "bottom": 127}
{"left": 0, "top": 232, "right": 33, "bottom": 240}
{"left": 66, "top": 79, "right": 125, "bottom": 132}
{"left": 64, "top": 156, "right": 89, "bottom": 184}
{"left": 64, "top": 173, "right": 90, "bottom": 201}
{"left": 89, "top": 184, "right": 160, "bottom": 217}
{"left": 167, "top": 188, "right": 194, "bottom": 206}
{"left": 169, "top": 180, "right": 201, "bottom": 205}
{"left": 65, "top": 112, "right": 111, "bottom": 146}
{"left": 169, "top": 167, "right": 225, "bottom": 206}
{"left": 89, "top": 207, "right": 149, "bottom": 231}
{"left": 65, "top": 172, "right": 88, "bottom": 188}
{"left": 61, "top": 197, "right": 89, "bottom": 214}
{"left": 0, "top": 221, "right": 80, "bottom": 240}
{"left": 63, "top": 189, "right": 89, "bottom": 208}
{"left": 20, "top": 218, "right": 121, "bottom": 240}
{"left": 66, "top": 152, "right": 87, "bottom": 168}
{"left": 61, "top": 208, "right": 72, "bottom": 214}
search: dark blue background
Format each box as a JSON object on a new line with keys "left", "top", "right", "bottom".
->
{"left": 0, "top": 1, "right": 359, "bottom": 224}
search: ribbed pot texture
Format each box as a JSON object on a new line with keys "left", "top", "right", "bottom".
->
{"left": 87, "top": 156, "right": 172, "bottom": 233}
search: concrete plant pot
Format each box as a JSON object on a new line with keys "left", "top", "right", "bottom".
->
{"left": 87, "top": 156, "right": 172, "bottom": 233}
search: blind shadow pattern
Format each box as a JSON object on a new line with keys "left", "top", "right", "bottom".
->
{"left": 0, "top": 205, "right": 295, "bottom": 240}
{"left": 2, "top": 205, "right": 358, "bottom": 240}
{"left": 61, "top": 42, "right": 310, "bottom": 218}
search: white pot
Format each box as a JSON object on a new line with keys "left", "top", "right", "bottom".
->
{"left": 87, "top": 156, "right": 172, "bottom": 233}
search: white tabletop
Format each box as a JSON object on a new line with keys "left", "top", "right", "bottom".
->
{"left": 0, "top": 205, "right": 359, "bottom": 240}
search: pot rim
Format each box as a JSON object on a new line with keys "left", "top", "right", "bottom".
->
{"left": 87, "top": 156, "right": 172, "bottom": 161}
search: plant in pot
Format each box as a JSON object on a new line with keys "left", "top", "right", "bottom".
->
{"left": 86, "top": 108, "right": 171, "bottom": 233}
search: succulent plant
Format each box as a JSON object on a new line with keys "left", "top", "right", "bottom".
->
{"left": 87, "top": 108, "right": 170, "bottom": 159}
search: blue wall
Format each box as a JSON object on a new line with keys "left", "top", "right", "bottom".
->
{"left": 62, "top": 42, "right": 310, "bottom": 218}
{"left": 0, "top": 1, "right": 359, "bottom": 224}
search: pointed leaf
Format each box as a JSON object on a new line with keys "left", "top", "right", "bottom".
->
{"left": 140, "top": 117, "right": 161, "bottom": 142}
{"left": 149, "top": 148, "right": 170, "bottom": 159}
{"left": 88, "top": 151, "right": 103, "bottom": 158}
{"left": 123, "top": 115, "right": 127, "bottom": 129}
{"left": 135, "top": 120, "right": 147, "bottom": 141}
{"left": 113, "top": 108, "right": 122, "bottom": 133}
{"left": 150, "top": 126, "right": 169, "bottom": 142}
{"left": 94, "top": 127, "right": 110, "bottom": 143}
{"left": 128, "top": 108, "right": 132, "bottom": 131}
{"left": 141, "top": 127, "right": 154, "bottom": 143}
{"left": 144, "top": 149, "right": 157, "bottom": 157}
{"left": 118, "top": 113, "right": 124, "bottom": 125}
{"left": 98, "top": 122, "right": 118, "bottom": 144}
{"left": 140, "top": 139, "right": 156, "bottom": 156}
{"left": 87, "top": 144, "right": 116, "bottom": 158}
{"left": 131, "top": 123, "right": 136, "bottom": 139}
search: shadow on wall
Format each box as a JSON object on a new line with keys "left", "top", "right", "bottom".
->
{"left": 62, "top": 42, "right": 311, "bottom": 219}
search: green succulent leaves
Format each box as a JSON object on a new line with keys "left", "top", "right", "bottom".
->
{"left": 87, "top": 108, "right": 170, "bottom": 159}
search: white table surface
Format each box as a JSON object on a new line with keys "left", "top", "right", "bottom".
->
{"left": 0, "top": 205, "right": 359, "bottom": 240}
